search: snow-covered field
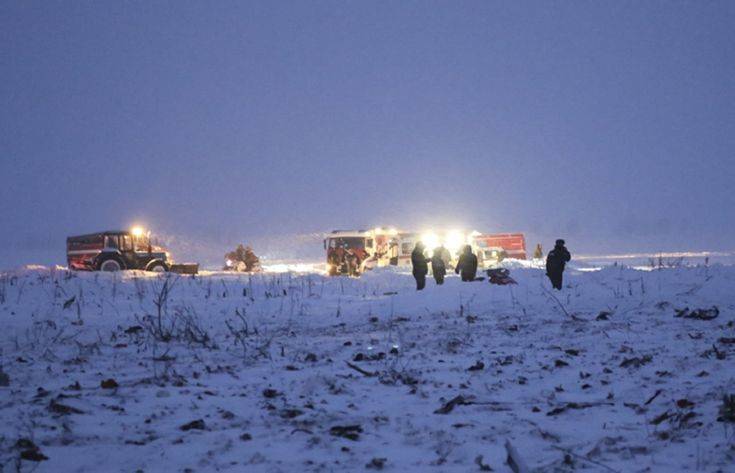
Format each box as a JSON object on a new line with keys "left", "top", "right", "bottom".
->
{"left": 1, "top": 264, "right": 734, "bottom": 472}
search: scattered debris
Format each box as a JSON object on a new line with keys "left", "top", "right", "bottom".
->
{"left": 48, "top": 400, "right": 84, "bottom": 415}
{"left": 467, "top": 361, "right": 485, "bottom": 371}
{"left": 62, "top": 296, "right": 76, "bottom": 310}
{"left": 100, "top": 378, "right": 119, "bottom": 389}
{"left": 504, "top": 439, "right": 529, "bottom": 473}
{"left": 674, "top": 306, "right": 719, "bottom": 320}
{"left": 330, "top": 424, "right": 362, "bottom": 441}
{"left": 717, "top": 394, "right": 735, "bottom": 423}
{"left": 179, "top": 419, "right": 206, "bottom": 431}
{"left": 279, "top": 408, "right": 303, "bottom": 419}
{"left": 124, "top": 325, "right": 143, "bottom": 334}
{"left": 620, "top": 355, "right": 653, "bottom": 368}
{"left": 434, "top": 395, "right": 474, "bottom": 414}
{"left": 346, "top": 361, "right": 378, "bottom": 377}
{"left": 645, "top": 389, "right": 663, "bottom": 405}
{"left": 365, "top": 457, "right": 387, "bottom": 470}
{"left": 0, "top": 368, "right": 9, "bottom": 387}
{"left": 546, "top": 401, "right": 613, "bottom": 417}
{"left": 475, "top": 455, "right": 493, "bottom": 471}
{"left": 16, "top": 439, "right": 48, "bottom": 462}
{"left": 676, "top": 398, "right": 695, "bottom": 409}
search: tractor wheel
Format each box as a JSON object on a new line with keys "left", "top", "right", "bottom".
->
{"left": 99, "top": 258, "right": 123, "bottom": 272}
{"left": 147, "top": 261, "right": 168, "bottom": 273}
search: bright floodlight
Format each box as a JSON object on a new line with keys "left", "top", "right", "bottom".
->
{"left": 421, "top": 231, "right": 440, "bottom": 250}
{"left": 131, "top": 226, "right": 145, "bottom": 237}
{"left": 445, "top": 230, "right": 465, "bottom": 253}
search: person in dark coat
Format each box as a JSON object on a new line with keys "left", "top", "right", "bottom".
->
{"left": 431, "top": 247, "right": 446, "bottom": 285}
{"left": 546, "top": 239, "right": 571, "bottom": 290}
{"left": 455, "top": 245, "right": 478, "bottom": 282}
{"left": 411, "top": 242, "right": 429, "bottom": 290}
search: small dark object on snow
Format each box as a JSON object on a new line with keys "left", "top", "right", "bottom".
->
{"left": 0, "top": 368, "right": 9, "bottom": 386}
{"left": 63, "top": 296, "right": 76, "bottom": 310}
{"left": 554, "top": 359, "right": 569, "bottom": 367}
{"left": 262, "top": 388, "right": 281, "bottom": 398}
{"left": 644, "top": 389, "right": 663, "bottom": 405}
{"left": 717, "top": 394, "right": 735, "bottom": 423}
{"left": 304, "top": 353, "right": 317, "bottom": 362}
{"left": 564, "top": 349, "right": 579, "bottom": 356}
{"left": 546, "top": 401, "right": 612, "bottom": 416}
{"left": 651, "top": 411, "right": 672, "bottom": 425}
{"left": 475, "top": 455, "right": 493, "bottom": 471}
{"left": 66, "top": 381, "right": 81, "bottom": 391}
{"left": 100, "top": 378, "right": 119, "bottom": 389}
{"left": 124, "top": 325, "right": 143, "bottom": 334}
{"left": 718, "top": 337, "right": 735, "bottom": 345}
{"left": 280, "top": 408, "right": 304, "bottom": 419}
{"left": 366, "top": 457, "right": 387, "bottom": 470}
{"left": 486, "top": 268, "right": 517, "bottom": 285}
{"left": 240, "top": 433, "right": 253, "bottom": 441}
{"left": 674, "top": 306, "right": 719, "bottom": 320}
{"left": 48, "top": 400, "right": 84, "bottom": 415}
{"left": 16, "top": 439, "right": 48, "bottom": 462}
{"left": 180, "top": 419, "right": 206, "bottom": 431}
{"left": 676, "top": 398, "right": 695, "bottom": 409}
{"left": 467, "top": 361, "right": 485, "bottom": 371}
{"left": 434, "top": 395, "right": 473, "bottom": 414}
{"left": 345, "top": 361, "right": 378, "bottom": 377}
{"left": 620, "top": 355, "right": 653, "bottom": 368}
{"left": 596, "top": 311, "right": 611, "bottom": 321}
{"left": 330, "top": 424, "right": 363, "bottom": 441}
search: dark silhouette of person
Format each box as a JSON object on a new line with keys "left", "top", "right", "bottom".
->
{"left": 546, "top": 239, "right": 571, "bottom": 290}
{"left": 431, "top": 247, "right": 446, "bottom": 285}
{"left": 411, "top": 242, "right": 429, "bottom": 290}
{"left": 455, "top": 245, "right": 478, "bottom": 282}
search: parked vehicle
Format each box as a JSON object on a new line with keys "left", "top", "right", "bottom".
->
{"left": 471, "top": 233, "right": 526, "bottom": 267}
{"left": 324, "top": 228, "right": 527, "bottom": 275}
{"left": 66, "top": 228, "right": 198, "bottom": 273}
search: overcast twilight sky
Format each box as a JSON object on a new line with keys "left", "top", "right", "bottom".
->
{"left": 1, "top": 1, "right": 733, "bottom": 264}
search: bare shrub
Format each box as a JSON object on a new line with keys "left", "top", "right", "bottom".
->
{"left": 224, "top": 309, "right": 277, "bottom": 362}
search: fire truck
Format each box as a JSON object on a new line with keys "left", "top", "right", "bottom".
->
{"left": 324, "top": 228, "right": 527, "bottom": 274}
{"left": 66, "top": 227, "right": 198, "bottom": 273}
{"left": 471, "top": 233, "right": 527, "bottom": 267}
{"left": 324, "top": 228, "right": 401, "bottom": 275}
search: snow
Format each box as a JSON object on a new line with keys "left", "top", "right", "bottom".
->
{"left": 0, "top": 264, "right": 734, "bottom": 472}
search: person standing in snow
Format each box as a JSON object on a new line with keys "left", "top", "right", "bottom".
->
{"left": 431, "top": 247, "right": 446, "bottom": 285}
{"left": 455, "top": 245, "right": 478, "bottom": 282}
{"left": 545, "top": 239, "right": 571, "bottom": 290}
{"left": 438, "top": 244, "right": 452, "bottom": 268}
{"left": 411, "top": 242, "right": 429, "bottom": 290}
{"left": 533, "top": 243, "right": 543, "bottom": 260}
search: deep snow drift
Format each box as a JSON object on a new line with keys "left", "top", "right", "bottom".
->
{"left": 0, "top": 265, "right": 733, "bottom": 472}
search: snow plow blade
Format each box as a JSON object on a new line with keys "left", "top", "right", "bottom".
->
{"left": 170, "top": 263, "right": 199, "bottom": 275}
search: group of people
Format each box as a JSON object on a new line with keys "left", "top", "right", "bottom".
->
{"left": 328, "top": 246, "right": 364, "bottom": 276}
{"left": 411, "top": 243, "right": 480, "bottom": 290}
{"left": 411, "top": 239, "right": 571, "bottom": 291}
